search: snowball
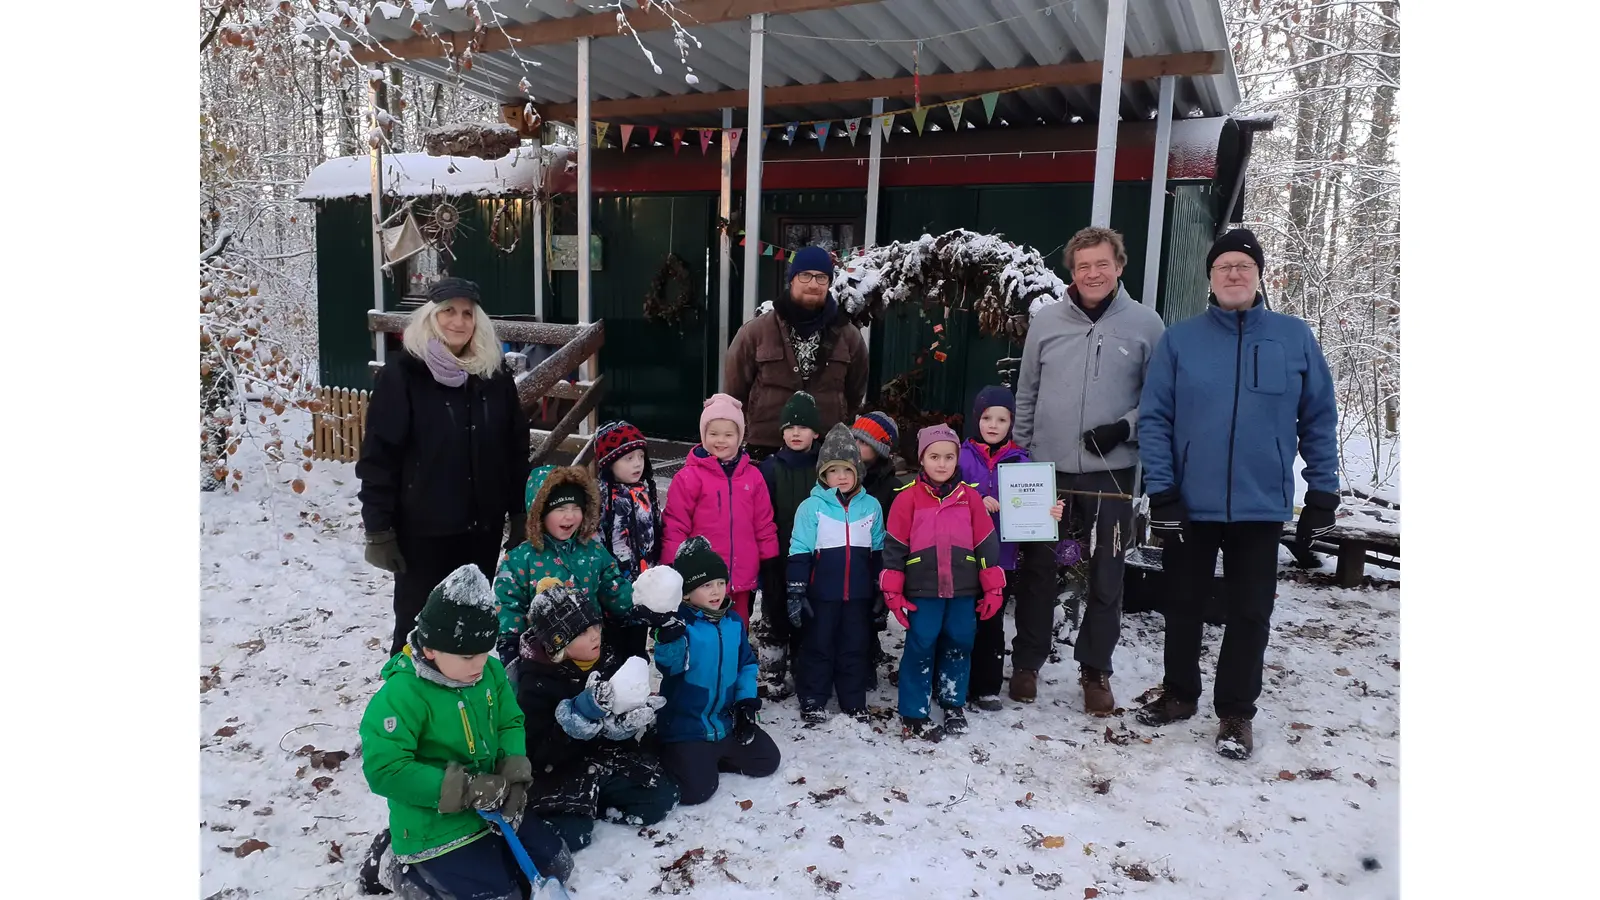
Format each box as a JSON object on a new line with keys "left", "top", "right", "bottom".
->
{"left": 608, "top": 657, "right": 651, "bottom": 714}
{"left": 439, "top": 564, "right": 496, "bottom": 610}
{"left": 633, "top": 565, "right": 684, "bottom": 614}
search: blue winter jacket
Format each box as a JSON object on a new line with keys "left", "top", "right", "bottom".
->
{"left": 1138, "top": 300, "right": 1339, "bottom": 522}
{"left": 652, "top": 602, "right": 759, "bottom": 744}
{"left": 787, "top": 483, "right": 885, "bottom": 603}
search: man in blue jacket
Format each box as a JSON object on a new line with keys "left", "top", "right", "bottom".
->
{"left": 1133, "top": 229, "right": 1340, "bottom": 761}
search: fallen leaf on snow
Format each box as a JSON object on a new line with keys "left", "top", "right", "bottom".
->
{"left": 1016, "top": 791, "right": 1035, "bottom": 808}
{"left": 312, "top": 776, "right": 334, "bottom": 791}
{"left": 1278, "top": 770, "right": 1298, "bottom": 781}
{"left": 737, "top": 799, "right": 752, "bottom": 811}
{"left": 1289, "top": 722, "right": 1312, "bottom": 730}
{"left": 829, "top": 835, "right": 844, "bottom": 849}
{"left": 1085, "top": 889, "right": 1100, "bottom": 899}
{"left": 215, "top": 725, "right": 239, "bottom": 738}
{"left": 229, "top": 839, "right": 270, "bottom": 857}
{"left": 1334, "top": 667, "right": 1351, "bottom": 676}
{"left": 1092, "top": 780, "right": 1111, "bottom": 795}
{"left": 1042, "top": 835, "right": 1065, "bottom": 849}
{"left": 326, "top": 841, "right": 343, "bottom": 863}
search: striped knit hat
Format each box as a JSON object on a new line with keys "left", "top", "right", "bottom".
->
{"left": 851, "top": 411, "right": 898, "bottom": 460}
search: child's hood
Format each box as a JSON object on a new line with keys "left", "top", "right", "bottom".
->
{"left": 686, "top": 445, "right": 752, "bottom": 479}
{"left": 806, "top": 480, "right": 865, "bottom": 512}
{"left": 525, "top": 464, "right": 602, "bottom": 550}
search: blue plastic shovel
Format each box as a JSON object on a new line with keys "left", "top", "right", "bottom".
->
{"left": 477, "top": 809, "right": 574, "bottom": 900}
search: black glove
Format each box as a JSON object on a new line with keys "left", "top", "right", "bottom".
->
{"left": 786, "top": 581, "right": 812, "bottom": 630}
{"left": 364, "top": 530, "right": 407, "bottom": 574}
{"left": 495, "top": 755, "right": 533, "bottom": 827}
{"left": 1082, "top": 420, "right": 1131, "bottom": 456}
{"left": 438, "top": 762, "right": 508, "bottom": 814}
{"left": 652, "top": 614, "right": 687, "bottom": 646}
{"left": 732, "top": 698, "right": 761, "bottom": 746}
{"left": 1147, "top": 488, "right": 1188, "bottom": 544}
{"left": 1296, "top": 490, "right": 1340, "bottom": 547}
{"left": 504, "top": 514, "right": 527, "bottom": 553}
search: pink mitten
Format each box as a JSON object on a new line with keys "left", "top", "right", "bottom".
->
{"left": 884, "top": 592, "right": 917, "bottom": 629}
{"left": 977, "top": 590, "right": 1004, "bottom": 621}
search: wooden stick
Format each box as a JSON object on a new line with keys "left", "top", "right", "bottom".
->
{"left": 1056, "top": 488, "right": 1134, "bottom": 501}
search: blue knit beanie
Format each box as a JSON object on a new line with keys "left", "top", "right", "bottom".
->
{"left": 787, "top": 246, "right": 835, "bottom": 283}
{"left": 967, "top": 385, "right": 1017, "bottom": 440}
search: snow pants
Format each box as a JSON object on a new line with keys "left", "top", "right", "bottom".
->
{"left": 897, "top": 595, "right": 977, "bottom": 719}
{"left": 1159, "top": 520, "right": 1281, "bottom": 720}
{"left": 392, "top": 529, "right": 503, "bottom": 658}
{"left": 759, "top": 559, "right": 804, "bottom": 662}
{"left": 542, "top": 770, "right": 681, "bottom": 853}
{"left": 658, "top": 727, "right": 782, "bottom": 806}
{"left": 390, "top": 815, "right": 572, "bottom": 900}
{"left": 795, "top": 597, "right": 874, "bottom": 712}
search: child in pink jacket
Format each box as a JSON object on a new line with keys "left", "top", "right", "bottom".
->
{"left": 662, "top": 393, "right": 780, "bottom": 631}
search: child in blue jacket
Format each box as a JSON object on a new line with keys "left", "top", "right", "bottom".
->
{"left": 651, "top": 536, "right": 781, "bottom": 805}
{"left": 786, "top": 424, "right": 885, "bottom": 723}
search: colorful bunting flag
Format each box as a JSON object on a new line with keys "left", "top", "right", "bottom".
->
{"left": 763, "top": 244, "right": 774, "bottom": 257}
{"left": 945, "top": 100, "right": 964, "bottom": 131}
{"left": 784, "top": 122, "right": 798, "bottom": 144}
{"left": 981, "top": 92, "right": 999, "bottom": 123}
{"left": 699, "top": 129, "right": 712, "bottom": 155}
{"left": 729, "top": 128, "right": 743, "bottom": 157}
{"left": 670, "top": 128, "right": 684, "bottom": 155}
{"left": 594, "top": 121, "right": 609, "bottom": 147}
{"left": 647, "top": 125, "right": 659, "bottom": 145}
{"left": 877, "top": 113, "right": 894, "bottom": 143}
{"left": 815, "top": 122, "right": 830, "bottom": 152}
{"left": 774, "top": 248, "right": 786, "bottom": 262}
{"left": 910, "top": 107, "right": 928, "bottom": 135}
{"left": 845, "top": 117, "right": 861, "bottom": 146}
{"left": 619, "top": 124, "right": 634, "bottom": 151}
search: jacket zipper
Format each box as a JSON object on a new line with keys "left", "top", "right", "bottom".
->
{"left": 1275, "top": 438, "right": 1288, "bottom": 506}
{"left": 1078, "top": 323, "right": 1096, "bottom": 472}
{"left": 1094, "top": 335, "right": 1103, "bottom": 379}
{"left": 710, "top": 616, "right": 726, "bottom": 740}
{"left": 725, "top": 469, "right": 736, "bottom": 582}
{"left": 1225, "top": 313, "right": 1245, "bottom": 520}
{"left": 1253, "top": 345, "right": 1260, "bottom": 390}
{"left": 840, "top": 492, "right": 852, "bottom": 601}
{"left": 457, "top": 698, "right": 476, "bottom": 756}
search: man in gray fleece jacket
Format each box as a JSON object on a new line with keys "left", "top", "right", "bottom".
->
{"left": 1012, "top": 227, "right": 1166, "bottom": 713}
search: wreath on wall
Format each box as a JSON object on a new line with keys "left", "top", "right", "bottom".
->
{"left": 644, "top": 253, "right": 698, "bottom": 329}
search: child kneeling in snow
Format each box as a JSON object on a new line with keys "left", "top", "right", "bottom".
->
{"left": 514, "top": 575, "right": 679, "bottom": 854}
{"left": 653, "top": 537, "right": 781, "bottom": 805}
{"left": 358, "top": 564, "right": 574, "bottom": 897}
{"left": 880, "top": 425, "right": 1008, "bottom": 740}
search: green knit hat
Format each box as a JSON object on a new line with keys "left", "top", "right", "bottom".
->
{"left": 412, "top": 565, "right": 499, "bottom": 655}
{"left": 816, "top": 422, "right": 862, "bottom": 485}
{"left": 780, "top": 391, "right": 823, "bottom": 434}
{"left": 673, "top": 536, "right": 730, "bottom": 596}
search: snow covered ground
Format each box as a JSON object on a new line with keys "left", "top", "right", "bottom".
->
{"left": 201, "top": 429, "right": 1399, "bottom": 900}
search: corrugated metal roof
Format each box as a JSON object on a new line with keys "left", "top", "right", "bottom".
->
{"left": 360, "top": 1, "right": 1238, "bottom": 128}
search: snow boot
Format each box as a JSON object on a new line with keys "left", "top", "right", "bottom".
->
{"left": 358, "top": 830, "right": 393, "bottom": 895}
{"left": 1216, "top": 717, "right": 1254, "bottom": 760}
{"left": 1009, "top": 668, "right": 1038, "bottom": 703}
{"left": 1134, "top": 690, "right": 1198, "bottom": 727}
{"left": 845, "top": 707, "right": 871, "bottom": 723}
{"left": 941, "top": 706, "right": 969, "bottom": 736}
{"left": 969, "top": 695, "right": 1003, "bottom": 712}
{"left": 1079, "top": 666, "right": 1115, "bottom": 716}
{"left": 800, "top": 702, "right": 829, "bottom": 725}
{"left": 901, "top": 716, "right": 944, "bottom": 742}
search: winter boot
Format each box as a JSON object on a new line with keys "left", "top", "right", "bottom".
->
{"left": 846, "top": 707, "right": 871, "bottom": 723}
{"left": 358, "top": 830, "right": 393, "bottom": 895}
{"left": 1009, "top": 668, "right": 1038, "bottom": 703}
{"left": 901, "top": 716, "right": 944, "bottom": 742}
{"left": 969, "top": 695, "right": 1003, "bottom": 712}
{"left": 768, "top": 647, "right": 790, "bottom": 685}
{"left": 800, "top": 702, "right": 829, "bottom": 725}
{"left": 1079, "top": 665, "right": 1115, "bottom": 716}
{"left": 941, "top": 706, "right": 969, "bottom": 736}
{"left": 1134, "top": 690, "right": 1199, "bottom": 727}
{"left": 1216, "top": 717, "right": 1254, "bottom": 760}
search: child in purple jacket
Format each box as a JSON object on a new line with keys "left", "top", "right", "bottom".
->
{"left": 957, "top": 385, "right": 1064, "bottom": 710}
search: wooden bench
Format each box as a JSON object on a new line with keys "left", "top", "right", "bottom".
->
{"left": 1282, "top": 510, "right": 1400, "bottom": 587}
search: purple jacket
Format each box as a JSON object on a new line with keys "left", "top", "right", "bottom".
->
{"left": 662, "top": 447, "right": 780, "bottom": 593}
{"left": 959, "top": 439, "right": 1031, "bottom": 570}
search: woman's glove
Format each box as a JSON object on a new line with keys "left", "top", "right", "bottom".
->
{"left": 364, "top": 530, "right": 407, "bottom": 573}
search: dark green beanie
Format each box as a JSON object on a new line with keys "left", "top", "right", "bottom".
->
{"left": 413, "top": 565, "right": 499, "bottom": 655}
{"left": 673, "top": 536, "right": 730, "bottom": 596}
{"left": 780, "top": 391, "right": 822, "bottom": 434}
{"left": 544, "top": 481, "right": 587, "bottom": 514}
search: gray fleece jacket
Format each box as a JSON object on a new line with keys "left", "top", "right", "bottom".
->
{"left": 1013, "top": 284, "right": 1166, "bottom": 475}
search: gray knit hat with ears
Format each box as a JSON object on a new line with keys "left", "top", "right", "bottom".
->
{"left": 816, "top": 423, "right": 863, "bottom": 485}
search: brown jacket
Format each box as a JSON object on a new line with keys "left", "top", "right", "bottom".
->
{"left": 724, "top": 309, "right": 870, "bottom": 449}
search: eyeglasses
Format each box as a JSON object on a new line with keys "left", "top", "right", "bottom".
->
{"left": 792, "top": 272, "right": 830, "bottom": 284}
{"left": 1211, "top": 263, "right": 1258, "bottom": 276}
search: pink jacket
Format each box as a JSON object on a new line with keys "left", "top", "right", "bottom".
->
{"left": 662, "top": 447, "right": 780, "bottom": 593}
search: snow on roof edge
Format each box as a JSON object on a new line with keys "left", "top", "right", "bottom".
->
{"left": 297, "top": 145, "right": 562, "bottom": 202}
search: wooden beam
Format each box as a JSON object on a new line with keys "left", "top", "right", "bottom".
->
{"left": 351, "top": 0, "right": 879, "bottom": 67}
{"left": 537, "top": 51, "right": 1224, "bottom": 122}
{"left": 367, "top": 310, "right": 586, "bottom": 346}
{"left": 530, "top": 373, "right": 608, "bottom": 467}
{"left": 515, "top": 321, "right": 606, "bottom": 412}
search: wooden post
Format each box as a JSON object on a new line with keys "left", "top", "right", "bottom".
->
{"left": 1090, "top": 0, "right": 1128, "bottom": 228}
{"left": 1336, "top": 540, "right": 1370, "bottom": 588}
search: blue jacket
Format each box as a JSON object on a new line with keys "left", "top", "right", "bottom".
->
{"left": 1138, "top": 300, "right": 1339, "bottom": 522}
{"left": 652, "top": 602, "right": 759, "bottom": 744}
{"left": 787, "top": 483, "right": 885, "bottom": 603}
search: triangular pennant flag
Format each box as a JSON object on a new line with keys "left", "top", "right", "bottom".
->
{"left": 619, "top": 124, "right": 635, "bottom": 151}
{"left": 647, "top": 126, "right": 659, "bottom": 146}
{"left": 815, "top": 122, "right": 830, "bottom": 152}
{"left": 761, "top": 127, "right": 771, "bottom": 151}
{"left": 945, "top": 100, "right": 964, "bottom": 131}
{"left": 699, "top": 129, "right": 713, "bottom": 155}
{"left": 845, "top": 117, "right": 861, "bottom": 146}
{"left": 729, "top": 128, "right": 743, "bottom": 157}
{"left": 981, "top": 92, "right": 999, "bottom": 123}
{"left": 910, "top": 107, "right": 928, "bottom": 135}
{"left": 763, "top": 244, "right": 775, "bottom": 257}
{"left": 594, "top": 121, "right": 609, "bottom": 147}
{"left": 775, "top": 248, "right": 786, "bottom": 262}
{"left": 670, "top": 128, "right": 684, "bottom": 155}
{"left": 877, "top": 113, "right": 894, "bottom": 143}
{"left": 784, "top": 122, "right": 798, "bottom": 144}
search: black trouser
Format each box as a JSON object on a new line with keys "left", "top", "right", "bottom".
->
{"left": 1011, "top": 468, "right": 1133, "bottom": 674}
{"left": 542, "top": 770, "right": 681, "bottom": 852}
{"left": 391, "top": 529, "right": 503, "bottom": 657}
{"left": 759, "top": 559, "right": 803, "bottom": 658}
{"left": 658, "top": 728, "right": 782, "bottom": 806}
{"left": 796, "top": 597, "right": 873, "bottom": 712}
{"left": 1159, "top": 520, "right": 1282, "bottom": 720}
{"left": 967, "top": 584, "right": 1014, "bottom": 698}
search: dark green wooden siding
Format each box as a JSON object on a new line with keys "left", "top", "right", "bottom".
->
{"left": 314, "top": 199, "right": 379, "bottom": 390}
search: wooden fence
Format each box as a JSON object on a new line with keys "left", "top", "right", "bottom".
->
{"left": 311, "top": 387, "right": 370, "bottom": 462}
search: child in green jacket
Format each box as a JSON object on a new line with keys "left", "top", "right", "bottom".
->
{"left": 358, "top": 564, "right": 574, "bottom": 896}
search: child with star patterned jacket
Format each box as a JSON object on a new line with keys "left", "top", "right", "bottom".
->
{"left": 590, "top": 420, "right": 664, "bottom": 660}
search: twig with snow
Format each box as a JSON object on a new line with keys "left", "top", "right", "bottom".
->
{"left": 278, "top": 722, "right": 336, "bottom": 753}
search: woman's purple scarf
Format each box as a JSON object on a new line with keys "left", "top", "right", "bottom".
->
{"left": 424, "top": 338, "right": 469, "bottom": 388}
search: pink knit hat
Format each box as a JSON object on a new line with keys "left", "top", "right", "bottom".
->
{"left": 916, "top": 424, "right": 960, "bottom": 461}
{"left": 700, "top": 393, "right": 746, "bottom": 445}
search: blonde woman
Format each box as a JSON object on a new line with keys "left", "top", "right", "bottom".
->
{"left": 356, "top": 277, "right": 531, "bottom": 657}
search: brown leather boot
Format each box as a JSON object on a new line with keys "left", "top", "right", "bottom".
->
{"left": 1009, "top": 668, "right": 1038, "bottom": 703}
{"left": 1079, "top": 666, "right": 1115, "bottom": 716}
{"left": 1216, "top": 717, "right": 1254, "bottom": 760}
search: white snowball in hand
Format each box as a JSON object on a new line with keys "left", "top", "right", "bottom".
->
{"left": 633, "top": 566, "right": 685, "bottom": 615}
{"left": 608, "top": 656, "right": 652, "bottom": 714}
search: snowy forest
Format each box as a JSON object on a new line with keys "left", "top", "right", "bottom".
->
{"left": 198, "top": 0, "right": 1400, "bottom": 489}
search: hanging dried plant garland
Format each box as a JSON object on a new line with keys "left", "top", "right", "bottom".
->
{"left": 644, "top": 253, "right": 698, "bottom": 328}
